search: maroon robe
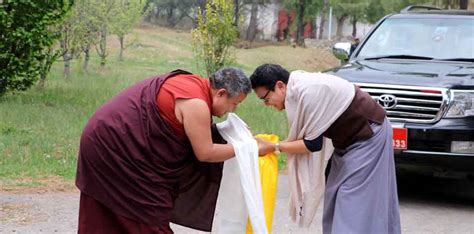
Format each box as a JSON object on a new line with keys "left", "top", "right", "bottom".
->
{"left": 76, "top": 70, "right": 225, "bottom": 232}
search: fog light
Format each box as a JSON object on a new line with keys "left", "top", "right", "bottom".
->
{"left": 451, "top": 141, "right": 474, "bottom": 154}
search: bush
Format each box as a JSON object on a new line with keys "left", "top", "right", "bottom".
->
{"left": 0, "top": 0, "right": 72, "bottom": 96}
{"left": 191, "top": 0, "right": 238, "bottom": 76}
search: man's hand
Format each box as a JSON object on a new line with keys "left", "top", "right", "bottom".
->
{"left": 255, "top": 137, "right": 276, "bottom": 156}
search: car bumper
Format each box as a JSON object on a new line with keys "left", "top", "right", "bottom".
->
{"left": 391, "top": 117, "right": 474, "bottom": 174}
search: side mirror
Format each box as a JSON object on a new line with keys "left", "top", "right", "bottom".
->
{"left": 332, "top": 42, "right": 351, "bottom": 61}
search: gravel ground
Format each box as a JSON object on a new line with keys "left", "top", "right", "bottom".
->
{"left": 1, "top": 174, "right": 474, "bottom": 233}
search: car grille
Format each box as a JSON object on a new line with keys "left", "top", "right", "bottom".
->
{"left": 356, "top": 83, "right": 450, "bottom": 123}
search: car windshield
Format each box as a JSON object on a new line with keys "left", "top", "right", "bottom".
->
{"left": 357, "top": 17, "right": 474, "bottom": 60}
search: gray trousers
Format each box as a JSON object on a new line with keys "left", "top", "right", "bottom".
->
{"left": 323, "top": 118, "right": 401, "bottom": 234}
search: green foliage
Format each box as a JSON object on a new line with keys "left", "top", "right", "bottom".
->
{"left": 382, "top": 0, "right": 432, "bottom": 13}
{"left": 110, "top": 0, "right": 147, "bottom": 60}
{"left": 67, "top": 0, "right": 100, "bottom": 55}
{"left": 191, "top": 0, "right": 238, "bottom": 76}
{"left": 110, "top": 1, "right": 146, "bottom": 38}
{"left": 0, "top": 0, "right": 73, "bottom": 96}
{"left": 331, "top": 0, "right": 365, "bottom": 18}
{"left": 145, "top": 0, "right": 199, "bottom": 27}
{"left": 89, "top": 0, "right": 117, "bottom": 66}
{"left": 38, "top": 47, "right": 62, "bottom": 88}
{"left": 365, "top": 0, "right": 386, "bottom": 23}
{"left": 364, "top": 0, "right": 432, "bottom": 24}
{"left": 283, "top": 0, "right": 321, "bottom": 20}
{"left": 282, "top": 0, "right": 321, "bottom": 46}
{"left": 55, "top": 3, "right": 94, "bottom": 78}
{"left": 432, "top": 0, "right": 463, "bottom": 9}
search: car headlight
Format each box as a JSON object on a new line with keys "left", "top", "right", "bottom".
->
{"left": 445, "top": 90, "right": 474, "bottom": 118}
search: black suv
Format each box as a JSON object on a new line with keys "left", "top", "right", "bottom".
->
{"left": 326, "top": 6, "right": 474, "bottom": 179}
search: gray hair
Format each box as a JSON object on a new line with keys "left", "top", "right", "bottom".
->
{"left": 209, "top": 67, "right": 251, "bottom": 97}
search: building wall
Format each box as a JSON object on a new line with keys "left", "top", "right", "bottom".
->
{"left": 241, "top": 3, "right": 280, "bottom": 41}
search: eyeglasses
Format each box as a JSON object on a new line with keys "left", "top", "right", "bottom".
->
{"left": 260, "top": 89, "right": 271, "bottom": 103}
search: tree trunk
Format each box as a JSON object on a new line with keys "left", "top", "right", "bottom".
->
{"left": 98, "top": 27, "right": 107, "bottom": 67}
{"left": 296, "top": 1, "right": 305, "bottom": 46}
{"left": 318, "top": 0, "right": 328, "bottom": 39}
{"left": 460, "top": 0, "right": 468, "bottom": 9}
{"left": 144, "top": 2, "right": 158, "bottom": 24}
{"left": 38, "top": 75, "right": 46, "bottom": 89}
{"left": 245, "top": 2, "right": 258, "bottom": 41}
{"left": 38, "top": 48, "right": 58, "bottom": 89}
{"left": 336, "top": 15, "right": 348, "bottom": 38}
{"left": 60, "top": 39, "right": 71, "bottom": 79}
{"left": 167, "top": 7, "right": 175, "bottom": 27}
{"left": 351, "top": 16, "right": 357, "bottom": 38}
{"left": 311, "top": 17, "right": 317, "bottom": 39}
{"left": 63, "top": 55, "right": 71, "bottom": 79}
{"left": 118, "top": 35, "right": 124, "bottom": 61}
{"left": 234, "top": 0, "right": 240, "bottom": 27}
{"left": 83, "top": 45, "right": 90, "bottom": 73}
{"left": 198, "top": 0, "right": 206, "bottom": 22}
{"left": 38, "top": 60, "right": 49, "bottom": 89}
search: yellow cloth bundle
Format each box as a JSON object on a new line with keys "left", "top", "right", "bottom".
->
{"left": 246, "top": 134, "right": 279, "bottom": 234}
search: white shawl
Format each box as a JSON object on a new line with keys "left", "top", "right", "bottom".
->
{"left": 285, "top": 71, "right": 355, "bottom": 227}
{"left": 214, "top": 113, "right": 268, "bottom": 234}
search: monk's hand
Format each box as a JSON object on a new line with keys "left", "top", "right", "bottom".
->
{"left": 255, "top": 137, "right": 275, "bottom": 156}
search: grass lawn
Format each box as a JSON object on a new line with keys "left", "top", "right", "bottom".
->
{"left": 0, "top": 25, "right": 338, "bottom": 187}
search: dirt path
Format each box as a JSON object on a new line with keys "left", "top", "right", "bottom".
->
{"left": 1, "top": 192, "right": 79, "bottom": 233}
{"left": 1, "top": 174, "right": 474, "bottom": 233}
{"left": 0, "top": 174, "right": 318, "bottom": 233}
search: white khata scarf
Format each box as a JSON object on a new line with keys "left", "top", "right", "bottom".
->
{"left": 284, "top": 71, "right": 355, "bottom": 227}
{"left": 214, "top": 113, "right": 268, "bottom": 234}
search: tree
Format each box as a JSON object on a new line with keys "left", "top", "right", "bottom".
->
{"left": 245, "top": 0, "right": 259, "bottom": 41}
{"left": 284, "top": 0, "right": 321, "bottom": 46}
{"left": 57, "top": 7, "right": 85, "bottom": 79}
{"left": 330, "top": 0, "right": 351, "bottom": 38}
{"left": 295, "top": 0, "right": 305, "bottom": 45}
{"left": 110, "top": 0, "right": 146, "bottom": 61}
{"left": 144, "top": 0, "right": 200, "bottom": 27}
{"left": 365, "top": 0, "right": 386, "bottom": 24}
{"left": 243, "top": 0, "right": 273, "bottom": 42}
{"left": 330, "top": 0, "right": 369, "bottom": 38}
{"left": 93, "top": 0, "right": 116, "bottom": 67}
{"left": 432, "top": 0, "right": 463, "bottom": 9}
{"left": 197, "top": 0, "right": 207, "bottom": 24}
{"left": 318, "top": 0, "right": 328, "bottom": 39}
{"left": 40, "top": 0, "right": 100, "bottom": 85}
{"left": 50, "top": 0, "right": 101, "bottom": 78}
{"left": 347, "top": 1, "right": 368, "bottom": 37}
{"left": 37, "top": 45, "right": 62, "bottom": 89}
{"left": 192, "top": 0, "right": 238, "bottom": 76}
{"left": 0, "top": 0, "right": 72, "bottom": 96}
{"left": 76, "top": 0, "right": 100, "bottom": 73}
{"left": 365, "top": 0, "right": 434, "bottom": 25}
{"left": 233, "top": 0, "right": 242, "bottom": 27}
{"left": 381, "top": 0, "right": 431, "bottom": 13}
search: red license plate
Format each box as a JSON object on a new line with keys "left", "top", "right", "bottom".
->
{"left": 392, "top": 128, "right": 408, "bottom": 150}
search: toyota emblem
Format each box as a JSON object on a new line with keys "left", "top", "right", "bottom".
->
{"left": 377, "top": 94, "right": 397, "bottom": 109}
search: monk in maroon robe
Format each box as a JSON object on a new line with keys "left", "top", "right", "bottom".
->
{"left": 76, "top": 68, "right": 270, "bottom": 233}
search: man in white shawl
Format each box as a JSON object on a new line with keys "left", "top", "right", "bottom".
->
{"left": 252, "top": 64, "right": 401, "bottom": 234}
